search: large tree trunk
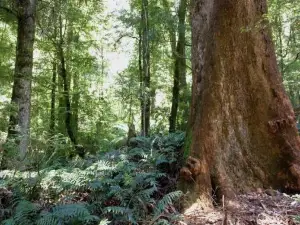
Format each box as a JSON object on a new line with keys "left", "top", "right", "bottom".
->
{"left": 169, "top": 0, "right": 187, "bottom": 133}
{"left": 180, "top": 0, "right": 300, "bottom": 209}
{"left": 3, "top": 0, "right": 37, "bottom": 167}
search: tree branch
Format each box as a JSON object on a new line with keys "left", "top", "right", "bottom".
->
{"left": 0, "top": 5, "right": 17, "bottom": 18}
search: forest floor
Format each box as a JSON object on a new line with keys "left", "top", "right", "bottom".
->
{"left": 182, "top": 190, "right": 300, "bottom": 225}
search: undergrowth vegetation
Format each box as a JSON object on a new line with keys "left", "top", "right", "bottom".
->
{"left": 0, "top": 132, "right": 185, "bottom": 225}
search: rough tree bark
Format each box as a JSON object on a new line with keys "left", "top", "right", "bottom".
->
{"left": 3, "top": 0, "right": 37, "bottom": 167}
{"left": 180, "top": 0, "right": 300, "bottom": 209}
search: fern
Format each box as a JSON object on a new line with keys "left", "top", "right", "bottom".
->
{"left": 154, "top": 219, "right": 171, "bottom": 225}
{"left": 103, "top": 206, "right": 129, "bottom": 215}
{"left": 37, "top": 203, "right": 99, "bottom": 225}
{"left": 36, "top": 214, "right": 59, "bottom": 225}
{"left": 98, "top": 219, "right": 111, "bottom": 225}
{"left": 1, "top": 132, "right": 185, "bottom": 225}
{"left": 154, "top": 191, "right": 183, "bottom": 217}
{"left": 2, "top": 200, "right": 38, "bottom": 225}
{"left": 103, "top": 207, "right": 137, "bottom": 224}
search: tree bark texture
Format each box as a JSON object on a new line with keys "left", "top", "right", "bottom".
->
{"left": 180, "top": 0, "right": 300, "bottom": 208}
{"left": 5, "top": 0, "right": 37, "bottom": 163}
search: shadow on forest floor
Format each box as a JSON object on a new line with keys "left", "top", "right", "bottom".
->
{"left": 183, "top": 190, "right": 300, "bottom": 225}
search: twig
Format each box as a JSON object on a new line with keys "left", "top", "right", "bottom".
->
{"left": 0, "top": 5, "right": 17, "bottom": 18}
{"left": 222, "top": 195, "right": 227, "bottom": 225}
{"left": 260, "top": 201, "right": 270, "bottom": 213}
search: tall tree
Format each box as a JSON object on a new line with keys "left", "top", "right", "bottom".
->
{"left": 140, "top": 0, "right": 151, "bottom": 136}
{"left": 57, "top": 13, "right": 84, "bottom": 157}
{"left": 3, "top": 0, "right": 37, "bottom": 167}
{"left": 50, "top": 60, "right": 57, "bottom": 136}
{"left": 180, "top": 0, "right": 300, "bottom": 208}
{"left": 269, "top": 0, "right": 300, "bottom": 107}
{"left": 169, "top": 0, "right": 187, "bottom": 132}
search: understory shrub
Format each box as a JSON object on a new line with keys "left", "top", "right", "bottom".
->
{"left": 0, "top": 132, "right": 185, "bottom": 225}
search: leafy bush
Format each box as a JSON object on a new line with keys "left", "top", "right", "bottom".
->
{"left": 2, "top": 200, "right": 99, "bottom": 225}
{"left": 1, "top": 132, "right": 185, "bottom": 225}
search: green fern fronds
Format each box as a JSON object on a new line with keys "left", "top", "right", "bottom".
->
{"left": 104, "top": 206, "right": 137, "bottom": 224}
{"left": 37, "top": 203, "right": 99, "bottom": 225}
{"left": 2, "top": 200, "right": 38, "bottom": 225}
{"left": 98, "top": 219, "right": 111, "bottom": 225}
{"left": 2, "top": 218, "right": 15, "bottom": 225}
{"left": 154, "top": 219, "right": 171, "bottom": 225}
{"left": 154, "top": 191, "right": 183, "bottom": 217}
{"left": 52, "top": 203, "right": 91, "bottom": 218}
{"left": 103, "top": 206, "right": 129, "bottom": 215}
{"left": 36, "top": 214, "right": 59, "bottom": 225}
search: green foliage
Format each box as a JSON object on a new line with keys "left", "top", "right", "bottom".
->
{"left": 37, "top": 204, "right": 99, "bottom": 225}
{"left": 2, "top": 200, "right": 99, "bottom": 225}
{"left": 1, "top": 132, "right": 185, "bottom": 225}
{"left": 153, "top": 191, "right": 182, "bottom": 218}
{"left": 268, "top": 0, "right": 300, "bottom": 107}
{"left": 2, "top": 200, "right": 39, "bottom": 225}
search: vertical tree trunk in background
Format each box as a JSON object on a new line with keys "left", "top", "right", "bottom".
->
{"left": 58, "top": 15, "right": 85, "bottom": 157}
{"left": 50, "top": 6, "right": 57, "bottom": 136}
{"left": 72, "top": 72, "right": 80, "bottom": 137}
{"left": 57, "top": 15, "right": 84, "bottom": 158}
{"left": 57, "top": 75, "right": 66, "bottom": 134}
{"left": 177, "top": 0, "right": 189, "bottom": 131}
{"left": 67, "top": 22, "right": 80, "bottom": 138}
{"left": 50, "top": 61, "right": 57, "bottom": 135}
{"left": 3, "top": 0, "right": 37, "bottom": 167}
{"left": 180, "top": 0, "right": 300, "bottom": 208}
{"left": 141, "top": 0, "right": 150, "bottom": 136}
{"left": 169, "top": 0, "right": 187, "bottom": 132}
{"left": 138, "top": 26, "right": 143, "bottom": 134}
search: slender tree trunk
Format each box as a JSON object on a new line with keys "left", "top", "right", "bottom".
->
{"left": 3, "top": 0, "right": 37, "bottom": 167}
{"left": 67, "top": 22, "right": 79, "bottom": 138}
{"left": 57, "top": 15, "right": 84, "bottom": 158}
{"left": 169, "top": 0, "right": 187, "bottom": 132}
{"left": 139, "top": 24, "right": 143, "bottom": 135}
{"left": 50, "top": 60, "right": 57, "bottom": 135}
{"left": 58, "top": 15, "right": 74, "bottom": 144}
{"left": 57, "top": 75, "right": 65, "bottom": 134}
{"left": 180, "top": 0, "right": 300, "bottom": 209}
{"left": 50, "top": 6, "right": 57, "bottom": 136}
{"left": 72, "top": 73, "right": 80, "bottom": 137}
{"left": 141, "top": 0, "right": 151, "bottom": 136}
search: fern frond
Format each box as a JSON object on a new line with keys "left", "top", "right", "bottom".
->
{"left": 154, "top": 191, "right": 183, "bottom": 217}
{"left": 36, "top": 214, "right": 59, "bottom": 225}
{"left": 103, "top": 206, "right": 129, "bottom": 215}
{"left": 99, "top": 218, "right": 111, "bottom": 225}
{"left": 51, "top": 203, "right": 90, "bottom": 218}
{"left": 154, "top": 219, "right": 171, "bottom": 225}
{"left": 2, "top": 218, "right": 15, "bottom": 225}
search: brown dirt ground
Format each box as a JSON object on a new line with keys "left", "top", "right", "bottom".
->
{"left": 181, "top": 190, "right": 300, "bottom": 225}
